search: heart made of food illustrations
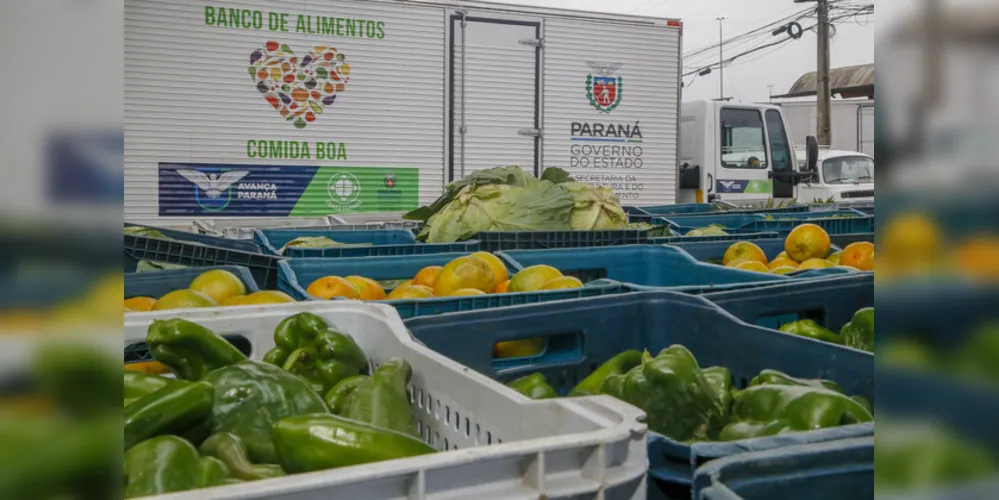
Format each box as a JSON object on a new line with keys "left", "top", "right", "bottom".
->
{"left": 249, "top": 41, "right": 351, "bottom": 129}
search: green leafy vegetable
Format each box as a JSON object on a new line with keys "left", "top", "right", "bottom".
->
{"left": 560, "top": 182, "right": 630, "bottom": 231}
{"left": 419, "top": 181, "right": 574, "bottom": 243}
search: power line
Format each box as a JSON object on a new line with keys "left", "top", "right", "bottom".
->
{"left": 683, "top": 5, "right": 874, "bottom": 79}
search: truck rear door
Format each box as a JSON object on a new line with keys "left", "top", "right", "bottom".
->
{"left": 450, "top": 14, "right": 540, "bottom": 181}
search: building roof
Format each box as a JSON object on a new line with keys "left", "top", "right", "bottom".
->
{"left": 774, "top": 63, "right": 874, "bottom": 99}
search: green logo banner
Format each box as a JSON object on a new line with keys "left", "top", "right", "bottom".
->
{"left": 291, "top": 166, "right": 418, "bottom": 215}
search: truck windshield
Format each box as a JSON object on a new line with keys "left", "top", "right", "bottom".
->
{"left": 720, "top": 108, "right": 767, "bottom": 169}
{"left": 822, "top": 156, "right": 874, "bottom": 184}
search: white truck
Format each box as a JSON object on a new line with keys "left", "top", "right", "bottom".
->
{"left": 777, "top": 99, "right": 875, "bottom": 157}
{"left": 793, "top": 148, "right": 874, "bottom": 203}
{"left": 124, "top": 0, "right": 683, "bottom": 226}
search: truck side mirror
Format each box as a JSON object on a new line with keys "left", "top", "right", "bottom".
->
{"left": 805, "top": 135, "right": 819, "bottom": 172}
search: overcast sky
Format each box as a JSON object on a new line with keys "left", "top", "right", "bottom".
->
{"left": 491, "top": 0, "right": 876, "bottom": 103}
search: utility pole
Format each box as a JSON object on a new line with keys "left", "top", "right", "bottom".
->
{"left": 716, "top": 16, "right": 727, "bottom": 100}
{"left": 816, "top": 0, "right": 832, "bottom": 147}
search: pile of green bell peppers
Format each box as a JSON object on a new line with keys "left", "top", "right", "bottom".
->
{"left": 123, "top": 312, "right": 433, "bottom": 498}
{"left": 511, "top": 346, "right": 873, "bottom": 444}
{"left": 778, "top": 306, "right": 874, "bottom": 352}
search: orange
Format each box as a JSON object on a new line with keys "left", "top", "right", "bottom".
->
{"left": 770, "top": 266, "right": 798, "bottom": 275}
{"left": 768, "top": 258, "right": 799, "bottom": 270}
{"left": 412, "top": 266, "right": 444, "bottom": 289}
{"left": 241, "top": 290, "right": 296, "bottom": 304}
{"left": 189, "top": 269, "right": 246, "bottom": 304}
{"left": 540, "top": 276, "right": 584, "bottom": 290}
{"left": 306, "top": 276, "right": 361, "bottom": 300}
{"left": 785, "top": 224, "right": 831, "bottom": 263}
{"left": 346, "top": 276, "right": 387, "bottom": 300}
{"left": 735, "top": 261, "right": 770, "bottom": 273}
{"left": 386, "top": 284, "right": 435, "bottom": 300}
{"left": 470, "top": 251, "right": 509, "bottom": 284}
{"left": 798, "top": 258, "right": 834, "bottom": 270}
{"left": 954, "top": 236, "right": 999, "bottom": 281}
{"left": 723, "top": 242, "right": 768, "bottom": 267}
{"left": 494, "top": 280, "right": 511, "bottom": 293}
{"left": 123, "top": 296, "right": 156, "bottom": 312}
{"left": 447, "top": 288, "right": 487, "bottom": 297}
{"left": 509, "top": 265, "right": 563, "bottom": 293}
{"left": 840, "top": 242, "right": 875, "bottom": 271}
{"left": 220, "top": 295, "right": 246, "bottom": 306}
{"left": 493, "top": 338, "right": 545, "bottom": 359}
{"left": 434, "top": 256, "right": 496, "bottom": 296}
{"left": 152, "top": 289, "right": 217, "bottom": 310}
{"left": 125, "top": 361, "right": 170, "bottom": 374}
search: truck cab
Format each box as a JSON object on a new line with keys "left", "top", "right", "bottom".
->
{"left": 794, "top": 148, "right": 875, "bottom": 203}
{"left": 678, "top": 100, "right": 814, "bottom": 205}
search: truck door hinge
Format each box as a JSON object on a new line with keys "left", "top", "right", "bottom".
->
{"left": 518, "top": 128, "right": 543, "bottom": 138}
{"left": 519, "top": 38, "right": 544, "bottom": 49}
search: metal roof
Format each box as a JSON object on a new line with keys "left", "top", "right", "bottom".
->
{"left": 774, "top": 63, "right": 874, "bottom": 99}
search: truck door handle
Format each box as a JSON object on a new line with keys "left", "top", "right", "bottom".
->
{"left": 707, "top": 173, "right": 714, "bottom": 193}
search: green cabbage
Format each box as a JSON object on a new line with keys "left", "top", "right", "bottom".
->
{"left": 404, "top": 166, "right": 542, "bottom": 222}
{"left": 559, "top": 182, "right": 630, "bottom": 231}
{"left": 419, "top": 181, "right": 574, "bottom": 243}
{"left": 278, "top": 236, "right": 371, "bottom": 254}
{"left": 684, "top": 225, "right": 729, "bottom": 237}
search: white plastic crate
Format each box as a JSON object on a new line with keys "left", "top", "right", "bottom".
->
{"left": 124, "top": 302, "right": 649, "bottom": 499}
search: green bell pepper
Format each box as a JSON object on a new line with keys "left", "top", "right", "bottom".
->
{"left": 507, "top": 373, "right": 558, "bottom": 399}
{"left": 272, "top": 414, "right": 436, "bottom": 474}
{"left": 719, "top": 384, "right": 873, "bottom": 441}
{"left": 262, "top": 312, "right": 368, "bottom": 394}
{"left": 749, "top": 369, "right": 845, "bottom": 393}
{"left": 204, "top": 360, "right": 327, "bottom": 464}
{"left": 124, "top": 435, "right": 231, "bottom": 498}
{"left": 340, "top": 357, "right": 417, "bottom": 436}
{"left": 568, "top": 350, "right": 643, "bottom": 397}
{"left": 124, "top": 380, "right": 214, "bottom": 451}
{"left": 200, "top": 432, "right": 285, "bottom": 481}
{"left": 324, "top": 375, "right": 370, "bottom": 414}
{"left": 778, "top": 319, "right": 842, "bottom": 344}
{"left": 603, "top": 346, "right": 726, "bottom": 442}
{"left": 147, "top": 318, "right": 248, "bottom": 380}
{"left": 701, "top": 366, "right": 734, "bottom": 412}
{"left": 840, "top": 307, "right": 874, "bottom": 352}
{"left": 124, "top": 370, "right": 173, "bottom": 407}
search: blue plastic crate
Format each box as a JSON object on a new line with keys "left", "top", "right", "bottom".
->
{"left": 404, "top": 291, "right": 874, "bottom": 497}
{"left": 704, "top": 273, "right": 873, "bottom": 334}
{"left": 124, "top": 235, "right": 285, "bottom": 289}
{"left": 497, "top": 245, "right": 789, "bottom": 291}
{"left": 254, "top": 229, "right": 421, "bottom": 256}
{"left": 125, "top": 265, "right": 259, "bottom": 300}
{"left": 639, "top": 203, "right": 716, "bottom": 216}
{"left": 722, "top": 205, "right": 812, "bottom": 215}
{"left": 277, "top": 253, "right": 630, "bottom": 319}
{"left": 649, "top": 231, "right": 781, "bottom": 245}
{"left": 124, "top": 223, "right": 263, "bottom": 253}
{"left": 747, "top": 209, "right": 874, "bottom": 235}
{"left": 692, "top": 437, "right": 874, "bottom": 500}
{"left": 475, "top": 229, "right": 649, "bottom": 252}
{"left": 654, "top": 214, "right": 765, "bottom": 234}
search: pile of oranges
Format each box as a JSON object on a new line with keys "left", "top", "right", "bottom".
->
{"left": 305, "top": 251, "right": 582, "bottom": 301}
{"left": 721, "top": 223, "right": 874, "bottom": 274}
{"left": 124, "top": 269, "right": 295, "bottom": 312}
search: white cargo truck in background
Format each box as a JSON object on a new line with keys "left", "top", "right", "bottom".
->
{"left": 776, "top": 99, "right": 875, "bottom": 157}
{"left": 124, "top": 0, "right": 682, "bottom": 226}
